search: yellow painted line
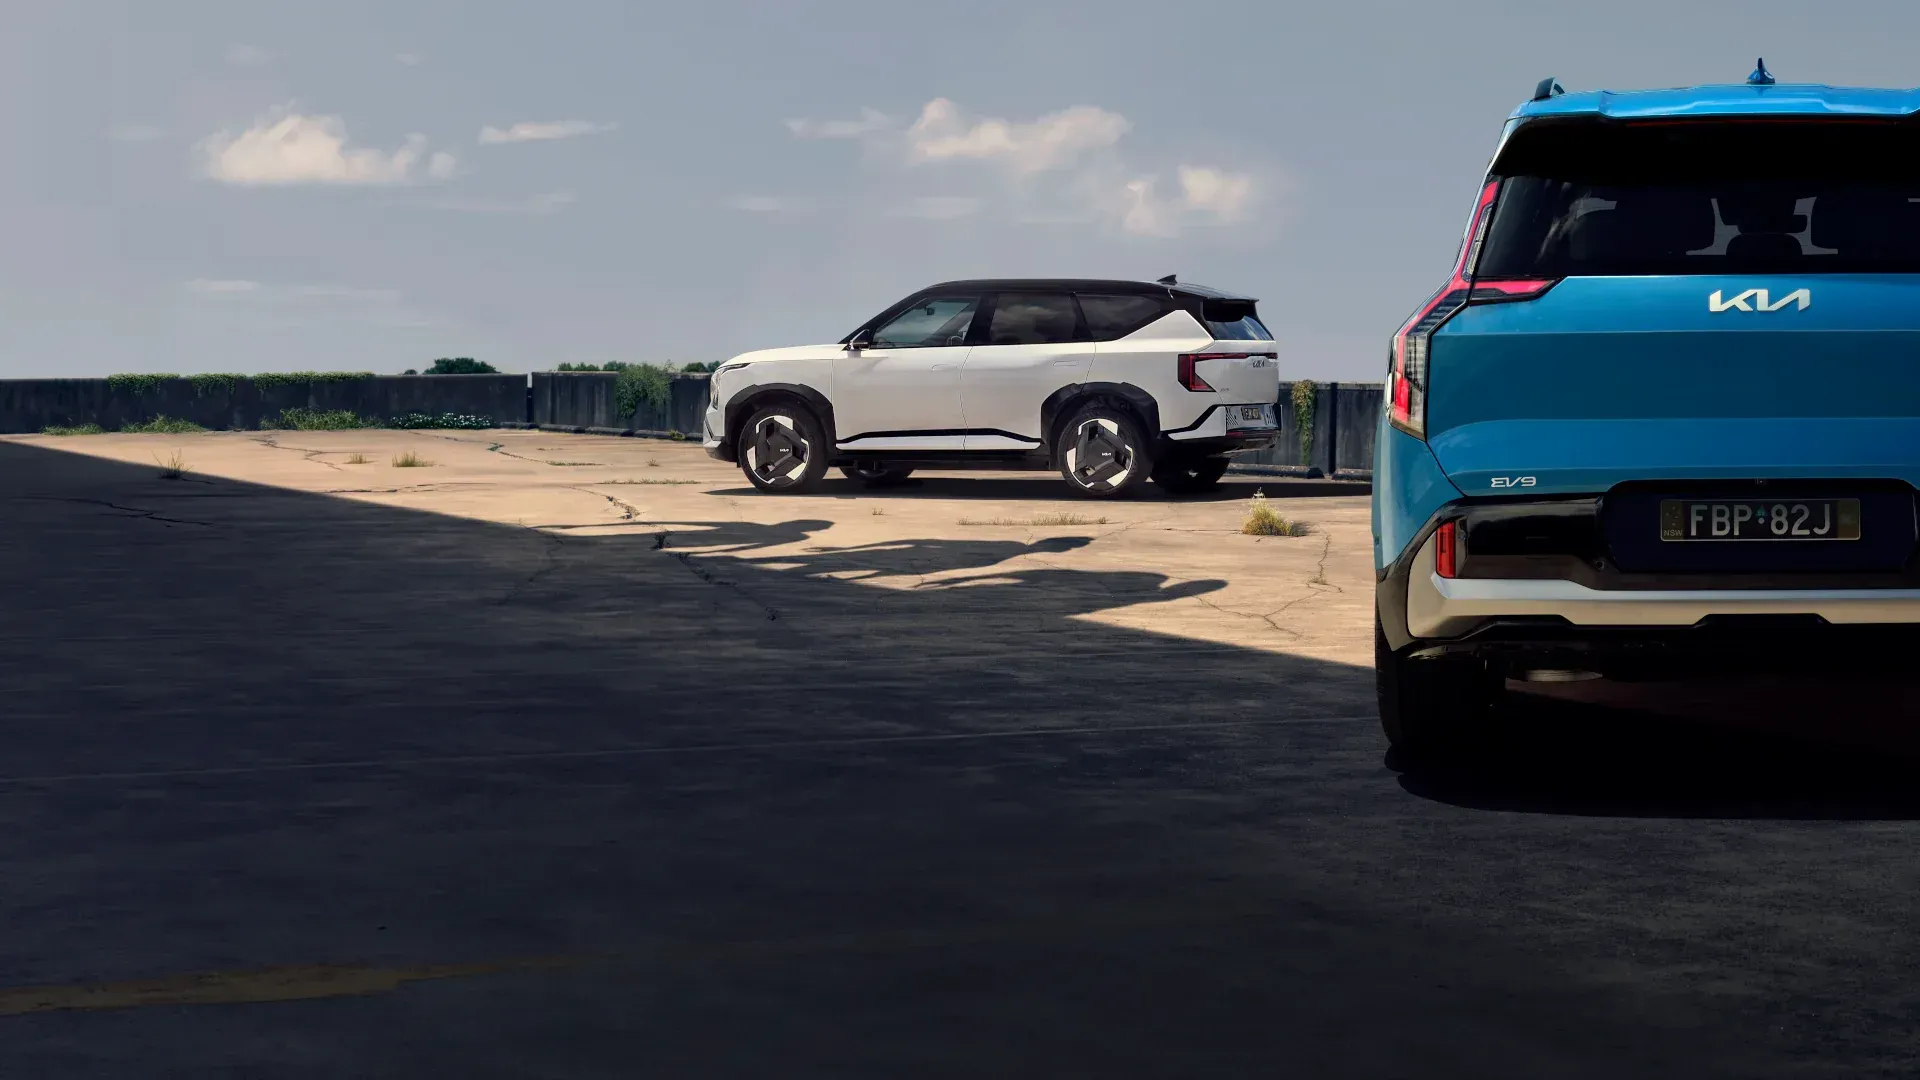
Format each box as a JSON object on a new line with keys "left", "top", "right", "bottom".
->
{"left": 0, "top": 957, "right": 571, "bottom": 1017}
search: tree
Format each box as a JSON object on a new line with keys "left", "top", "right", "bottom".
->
{"left": 425, "top": 357, "right": 498, "bottom": 375}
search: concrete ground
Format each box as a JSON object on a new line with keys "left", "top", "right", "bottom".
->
{"left": 2, "top": 429, "right": 1918, "bottom": 1078}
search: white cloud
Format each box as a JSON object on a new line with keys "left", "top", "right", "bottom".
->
{"left": 396, "top": 51, "right": 425, "bottom": 66}
{"left": 792, "top": 96, "right": 1274, "bottom": 238}
{"left": 785, "top": 108, "right": 890, "bottom": 140}
{"left": 226, "top": 44, "right": 272, "bottom": 66}
{"left": 478, "top": 120, "right": 615, "bottom": 144}
{"left": 428, "top": 151, "right": 460, "bottom": 180}
{"left": 1178, "top": 166, "right": 1253, "bottom": 220}
{"left": 890, "top": 196, "right": 980, "bottom": 220}
{"left": 428, "top": 191, "right": 576, "bottom": 215}
{"left": 199, "top": 111, "right": 453, "bottom": 186}
{"left": 905, "top": 98, "right": 1129, "bottom": 174}
{"left": 1121, "top": 178, "right": 1171, "bottom": 237}
{"left": 108, "top": 124, "right": 167, "bottom": 143}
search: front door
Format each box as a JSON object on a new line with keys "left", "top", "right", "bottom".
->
{"left": 831, "top": 294, "right": 976, "bottom": 449}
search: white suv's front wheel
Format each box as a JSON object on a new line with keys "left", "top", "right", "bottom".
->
{"left": 1058, "top": 405, "right": 1154, "bottom": 499}
{"left": 739, "top": 404, "right": 829, "bottom": 494}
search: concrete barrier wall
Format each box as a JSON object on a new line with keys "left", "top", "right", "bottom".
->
{"left": 0, "top": 375, "right": 530, "bottom": 434}
{"left": 1234, "top": 381, "right": 1383, "bottom": 475}
{"left": 2, "top": 371, "right": 1382, "bottom": 473}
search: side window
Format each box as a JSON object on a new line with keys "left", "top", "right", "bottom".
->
{"left": 870, "top": 296, "right": 979, "bottom": 349}
{"left": 982, "top": 292, "right": 1081, "bottom": 346}
{"left": 1078, "top": 294, "right": 1170, "bottom": 341}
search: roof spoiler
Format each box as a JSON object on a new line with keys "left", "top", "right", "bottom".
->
{"left": 1532, "top": 77, "right": 1566, "bottom": 102}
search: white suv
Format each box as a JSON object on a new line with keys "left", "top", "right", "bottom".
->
{"left": 703, "top": 277, "right": 1282, "bottom": 497}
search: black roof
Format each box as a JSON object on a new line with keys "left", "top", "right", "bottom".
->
{"left": 920, "top": 278, "right": 1257, "bottom": 303}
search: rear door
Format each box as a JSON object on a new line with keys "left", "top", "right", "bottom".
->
{"left": 958, "top": 291, "right": 1086, "bottom": 448}
{"left": 1426, "top": 117, "right": 1920, "bottom": 493}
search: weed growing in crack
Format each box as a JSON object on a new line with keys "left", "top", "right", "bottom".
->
{"left": 344, "top": 453, "right": 371, "bottom": 465}
{"left": 392, "top": 450, "right": 433, "bottom": 468}
{"left": 1243, "top": 490, "right": 1310, "bottom": 537}
{"left": 155, "top": 449, "right": 189, "bottom": 480}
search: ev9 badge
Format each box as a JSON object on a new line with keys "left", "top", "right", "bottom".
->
{"left": 1490, "top": 476, "right": 1536, "bottom": 489}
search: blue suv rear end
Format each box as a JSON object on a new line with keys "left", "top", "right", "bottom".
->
{"left": 1372, "top": 66, "right": 1920, "bottom": 756}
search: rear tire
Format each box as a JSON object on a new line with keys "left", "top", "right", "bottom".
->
{"left": 1152, "top": 454, "right": 1231, "bottom": 495}
{"left": 839, "top": 462, "right": 914, "bottom": 487}
{"left": 738, "top": 403, "right": 830, "bottom": 494}
{"left": 1376, "top": 614, "right": 1504, "bottom": 759}
{"left": 1057, "top": 405, "right": 1155, "bottom": 499}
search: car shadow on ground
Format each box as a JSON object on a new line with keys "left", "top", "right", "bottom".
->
{"left": 704, "top": 475, "right": 1371, "bottom": 502}
{"left": 3, "top": 438, "right": 1918, "bottom": 1077}
{"left": 1394, "top": 684, "right": 1920, "bottom": 820}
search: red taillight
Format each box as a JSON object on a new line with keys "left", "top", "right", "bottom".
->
{"left": 1176, "top": 353, "right": 1216, "bottom": 392}
{"left": 1387, "top": 178, "right": 1561, "bottom": 441}
{"left": 1434, "top": 521, "right": 1457, "bottom": 578}
{"left": 1177, "top": 352, "right": 1275, "bottom": 392}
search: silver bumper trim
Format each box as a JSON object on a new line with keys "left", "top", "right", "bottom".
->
{"left": 1404, "top": 533, "right": 1920, "bottom": 638}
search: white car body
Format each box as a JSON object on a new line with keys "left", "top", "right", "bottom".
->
{"left": 704, "top": 278, "right": 1282, "bottom": 495}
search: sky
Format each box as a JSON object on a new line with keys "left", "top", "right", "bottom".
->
{"left": 4, "top": 0, "right": 1919, "bottom": 382}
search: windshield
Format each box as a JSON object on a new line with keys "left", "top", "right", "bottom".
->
{"left": 1479, "top": 119, "right": 1920, "bottom": 277}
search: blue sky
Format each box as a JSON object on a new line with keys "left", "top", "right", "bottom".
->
{"left": 5, "top": 0, "right": 1918, "bottom": 381}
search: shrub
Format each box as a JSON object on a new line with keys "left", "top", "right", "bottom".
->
{"left": 43, "top": 423, "right": 104, "bottom": 436}
{"left": 190, "top": 373, "right": 243, "bottom": 396}
{"left": 263, "top": 407, "right": 371, "bottom": 431}
{"left": 386, "top": 412, "right": 495, "bottom": 430}
{"left": 252, "top": 371, "right": 375, "bottom": 389}
{"left": 1291, "top": 380, "right": 1317, "bottom": 462}
{"left": 121, "top": 415, "right": 205, "bottom": 434}
{"left": 613, "top": 363, "right": 673, "bottom": 416}
{"left": 678, "top": 362, "right": 714, "bottom": 374}
{"left": 107, "top": 373, "right": 180, "bottom": 394}
{"left": 424, "top": 357, "right": 498, "bottom": 374}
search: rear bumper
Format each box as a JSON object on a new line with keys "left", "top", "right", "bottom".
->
{"left": 1164, "top": 403, "right": 1278, "bottom": 449}
{"left": 1403, "top": 530, "right": 1920, "bottom": 638}
{"left": 1377, "top": 495, "right": 1920, "bottom": 656}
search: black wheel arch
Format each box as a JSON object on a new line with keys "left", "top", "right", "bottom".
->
{"left": 726, "top": 383, "right": 838, "bottom": 450}
{"left": 1041, "top": 382, "right": 1161, "bottom": 459}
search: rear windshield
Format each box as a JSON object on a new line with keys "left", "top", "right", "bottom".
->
{"left": 1200, "top": 298, "right": 1273, "bottom": 341}
{"left": 1477, "top": 119, "right": 1920, "bottom": 277}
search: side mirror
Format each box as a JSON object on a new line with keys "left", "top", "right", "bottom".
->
{"left": 846, "top": 328, "right": 874, "bottom": 351}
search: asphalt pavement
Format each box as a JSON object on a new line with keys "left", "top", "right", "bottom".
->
{"left": 2, "top": 434, "right": 1917, "bottom": 1078}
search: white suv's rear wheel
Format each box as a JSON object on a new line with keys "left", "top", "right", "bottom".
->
{"left": 739, "top": 404, "right": 829, "bottom": 494}
{"left": 1058, "top": 405, "right": 1154, "bottom": 499}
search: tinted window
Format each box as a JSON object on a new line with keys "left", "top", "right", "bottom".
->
{"left": 983, "top": 293, "right": 1080, "bottom": 345}
{"left": 870, "top": 296, "right": 978, "bottom": 348}
{"left": 1201, "top": 298, "right": 1272, "bottom": 341}
{"left": 1078, "top": 294, "right": 1169, "bottom": 340}
{"left": 1479, "top": 119, "right": 1920, "bottom": 277}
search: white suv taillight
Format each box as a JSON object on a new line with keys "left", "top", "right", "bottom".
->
{"left": 1178, "top": 352, "right": 1276, "bottom": 393}
{"left": 1388, "top": 179, "right": 1558, "bottom": 440}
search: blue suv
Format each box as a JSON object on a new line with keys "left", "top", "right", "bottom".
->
{"left": 1372, "top": 63, "right": 1920, "bottom": 756}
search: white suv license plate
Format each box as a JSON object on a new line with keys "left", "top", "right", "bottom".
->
{"left": 1229, "top": 405, "right": 1276, "bottom": 430}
